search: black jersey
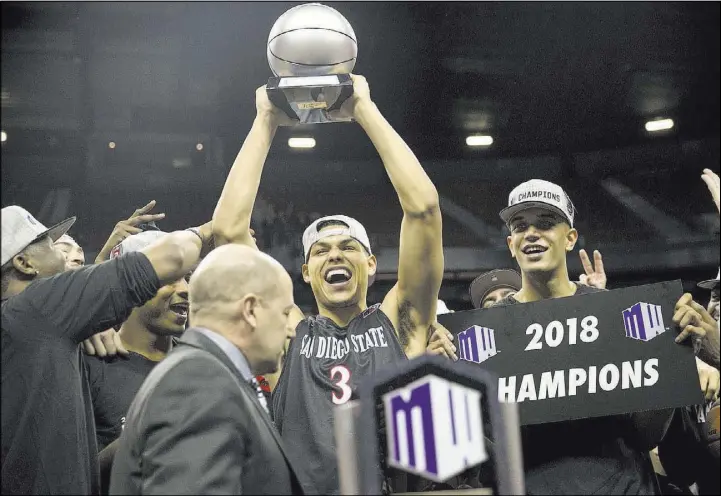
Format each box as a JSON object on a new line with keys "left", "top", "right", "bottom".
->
{"left": 272, "top": 303, "right": 407, "bottom": 495}
{"left": 84, "top": 352, "right": 158, "bottom": 451}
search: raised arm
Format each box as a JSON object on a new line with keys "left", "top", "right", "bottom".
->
{"left": 701, "top": 168, "right": 720, "bottom": 214}
{"left": 139, "top": 222, "right": 213, "bottom": 286}
{"left": 344, "top": 76, "right": 444, "bottom": 358}
{"left": 95, "top": 200, "right": 165, "bottom": 263}
{"left": 213, "top": 87, "right": 292, "bottom": 248}
{"left": 6, "top": 225, "right": 209, "bottom": 347}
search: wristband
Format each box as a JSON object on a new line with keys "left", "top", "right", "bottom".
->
{"left": 186, "top": 227, "right": 203, "bottom": 243}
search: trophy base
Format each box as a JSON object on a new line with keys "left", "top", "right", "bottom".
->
{"left": 266, "top": 74, "right": 354, "bottom": 125}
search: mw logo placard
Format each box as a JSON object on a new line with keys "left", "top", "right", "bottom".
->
{"left": 383, "top": 375, "right": 487, "bottom": 482}
{"left": 623, "top": 302, "right": 665, "bottom": 342}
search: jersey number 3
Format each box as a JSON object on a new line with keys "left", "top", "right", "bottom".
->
{"left": 330, "top": 365, "right": 352, "bottom": 405}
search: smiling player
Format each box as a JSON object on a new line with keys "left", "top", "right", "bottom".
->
{"left": 211, "top": 75, "right": 444, "bottom": 495}
{"left": 84, "top": 231, "right": 190, "bottom": 460}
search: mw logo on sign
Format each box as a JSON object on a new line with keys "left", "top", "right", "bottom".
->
{"left": 383, "top": 375, "right": 487, "bottom": 482}
{"left": 623, "top": 302, "right": 665, "bottom": 342}
{"left": 458, "top": 325, "right": 498, "bottom": 364}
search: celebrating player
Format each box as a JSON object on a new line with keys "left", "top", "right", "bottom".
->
{"left": 490, "top": 178, "right": 702, "bottom": 494}
{"left": 211, "top": 74, "right": 443, "bottom": 494}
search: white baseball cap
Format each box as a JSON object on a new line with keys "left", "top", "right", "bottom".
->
{"left": 1, "top": 206, "right": 76, "bottom": 266}
{"left": 55, "top": 233, "right": 80, "bottom": 248}
{"left": 499, "top": 179, "right": 576, "bottom": 227}
{"left": 302, "top": 215, "right": 372, "bottom": 262}
{"left": 110, "top": 230, "right": 167, "bottom": 259}
{"left": 698, "top": 269, "right": 720, "bottom": 291}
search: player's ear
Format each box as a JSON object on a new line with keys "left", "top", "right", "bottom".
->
{"left": 301, "top": 264, "right": 311, "bottom": 284}
{"left": 367, "top": 255, "right": 377, "bottom": 277}
{"left": 565, "top": 228, "right": 578, "bottom": 252}
{"left": 12, "top": 249, "right": 42, "bottom": 277}
{"left": 506, "top": 235, "right": 516, "bottom": 259}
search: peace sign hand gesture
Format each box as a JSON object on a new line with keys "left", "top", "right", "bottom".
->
{"left": 94, "top": 200, "right": 166, "bottom": 263}
{"left": 701, "top": 168, "right": 720, "bottom": 214}
{"left": 578, "top": 249, "right": 607, "bottom": 290}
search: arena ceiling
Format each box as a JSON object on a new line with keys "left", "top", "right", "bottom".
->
{"left": 2, "top": 1, "right": 718, "bottom": 171}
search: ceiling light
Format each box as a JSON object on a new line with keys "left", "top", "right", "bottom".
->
{"left": 0, "top": 131, "right": 6, "bottom": 143}
{"left": 288, "top": 137, "right": 316, "bottom": 149}
{"left": 645, "top": 118, "right": 674, "bottom": 132}
{"left": 172, "top": 158, "right": 191, "bottom": 169}
{"left": 465, "top": 135, "right": 493, "bottom": 147}
{"left": 108, "top": 141, "right": 116, "bottom": 149}
{"left": 196, "top": 143, "right": 204, "bottom": 151}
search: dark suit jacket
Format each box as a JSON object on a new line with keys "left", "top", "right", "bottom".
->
{"left": 109, "top": 328, "right": 305, "bottom": 495}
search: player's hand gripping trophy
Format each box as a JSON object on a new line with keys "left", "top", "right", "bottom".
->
{"left": 265, "top": 3, "right": 359, "bottom": 125}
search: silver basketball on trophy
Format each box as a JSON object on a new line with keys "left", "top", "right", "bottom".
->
{"left": 267, "top": 3, "right": 357, "bottom": 78}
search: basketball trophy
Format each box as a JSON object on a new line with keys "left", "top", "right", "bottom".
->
{"left": 334, "top": 355, "right": 526, "bottom": 495}
{"left": 266, "top": 3, "right": 357, "bottom": 125}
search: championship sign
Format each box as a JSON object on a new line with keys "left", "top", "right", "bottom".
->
{"left": 437, "top": 281, "right": 703, "bottom": 425}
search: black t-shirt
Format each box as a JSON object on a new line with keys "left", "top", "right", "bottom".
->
{"left": 657, "top": 404, "right": 719, "bottom": 496}
{"left": 493, "top": 283, "right": 660, "bottom": 495}
{"left": 495, "top": 281, "right": 603, "bottom": 306}
{"left": 1, "top": 253, "right": 160, "bottom": 495}
{"left": 84, "top": 352, "right": 159, "bottom": 451}
{"left": 272, "top": 304, "right": 407, "bottom": 495}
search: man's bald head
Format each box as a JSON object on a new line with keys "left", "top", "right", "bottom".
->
{"left": 189, "top": 245, "right": 288, "bottom": 318}
{"left": 189, "top": 245, "right": 297, "bottom": 375}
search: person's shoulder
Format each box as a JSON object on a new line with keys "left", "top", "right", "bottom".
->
{"left": 1, "top": 286, "right": 51, "bottom": 332}
{"left": 7, "top": 264, "right": 106, "bottom": 305}
{"left": 137, "top": 347, "right": 222, "bottom": 400}
{"left": 116, "top": 251, "right": 156, "bottom": 271}
{"left": 161, "top": 343, "right": 237, "bottom": 380}
{"left": 83, "top": 352, "right": 140, "bottom": 378}
{"left": 1, "top": 293, "right": 23, "bottom": 315}
{"left": 304, "top": 313, "right": 335, "bottom": 329}
{"left": 83, "top": 352, "right": 108, "bottom": 369}
{"left": 148, "top": 347, "right": 247, "bottom": 409}
{"left": 574, "top": 283, "right": 607, "bottom": 295}
{"left": 361, "top": 303, "right": 382, "bottom": 318}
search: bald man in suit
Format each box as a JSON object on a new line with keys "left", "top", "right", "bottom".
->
{"left": 110, "top": 245, "right": 304, "bottom": 495}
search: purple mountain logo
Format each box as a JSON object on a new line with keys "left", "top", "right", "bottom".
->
{"left": 623, "top": 302, "right": 666, "bottom": 342}
{"left": 457, "top": 325, "right": 498, "bottom": 364}
{"left": 383, "top": 375, "right": 488, "bottom": 482}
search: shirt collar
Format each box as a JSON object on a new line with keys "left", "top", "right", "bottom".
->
{"left": 193, "top": 327, "right": 253, "bottom": 382}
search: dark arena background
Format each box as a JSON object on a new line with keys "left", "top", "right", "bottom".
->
{"left": 2, "top": 1, "right": 719, "bottom": 312}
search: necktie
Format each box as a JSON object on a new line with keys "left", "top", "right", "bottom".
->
{"left": 250, "top": 376, "right": 270, "bottom": 415}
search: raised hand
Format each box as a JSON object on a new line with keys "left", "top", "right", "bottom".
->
{"left": 673, "top": 293, "right": 716, "bottom": 343}
{"left": 696, "top": 357, "right": 720, "bottom": 402}
{"left": 578, "top": 249, "right": 607, "bottom": 289}
{"left": 673, "top": 293, "right": 721, "bottom": 369}
{"left": 701, "top": 168, "right": 720, "bottom": 214}
{"left": 426, "top": 321, "right": 458, "bottom": 361}
{"left": 331, "top": 74, "right": 372, "bottom": 121}
{"left": 256, "top": 85, "right": 298, "bottom": 127}
{"left": 82, "top": 328, "right": 128, "bottom": 358}
{"left": 95, "top": 200, "right": 166, "bottom": 263}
